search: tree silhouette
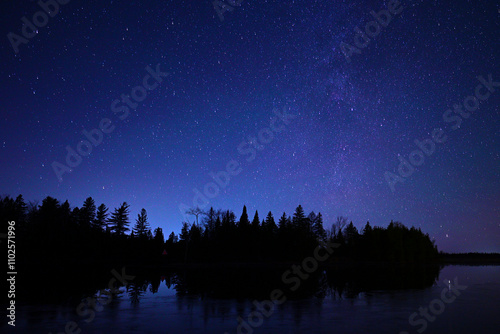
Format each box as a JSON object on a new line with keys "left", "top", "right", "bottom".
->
{"left": 278, "top": 212, "right": 287, "bottom": 232}
{"left": 133, "top": 208, "right": 150, "bottom": 238}
{"left": 331, "top": 215, "right": 348, "bottom": 240}
{"left": 238, "top": 205, "right": 250, "bottom": 229}
{"left": 153, "top": 227, "right": 164, "bottom": 244}
{"left": 293, "top": 204, "right": 306, "bottom": 229}
{"left": 203, "top": 207, "right": 218, "bottom": 239}
{"left": 179, "top": 222, "right": 190, "bottom": 241}
{"left": 344, "top": 222, "right": 359, "bottom": 244}
{"left": 109, "top": 202, "right": 131, "bottom": 236}
{"left": 251, "top": 210, "right": 260, "bottom": 229}
{"left": 362, "top": 221, "right": 372, "bottom": 235}
{"left": 263, "top": 211, "right": 277, "bottom": 233}
{"left": 80, "top": 197, "right": 96, "bottom": 228}
{"left": 1, "top": 193, "right": 441, "bottom": 269}
{"left": 312, "top": 212, "right": 326, "bottom": 240}
{"left": 95, "top": 204, "right": 109, "bottom": 230}
{"left": 133, "top": 208, "right": 151, "bottom": 238}
{"left": 185, "top": 207, "right": 204, "bottom": 226}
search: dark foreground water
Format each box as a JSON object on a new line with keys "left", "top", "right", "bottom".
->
{"left": 6, "top": 265, "right": 500, "bottom": 334}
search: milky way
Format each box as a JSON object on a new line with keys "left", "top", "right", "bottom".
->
{"left": 1, "top": 0, "right": 498, "bottom": 252}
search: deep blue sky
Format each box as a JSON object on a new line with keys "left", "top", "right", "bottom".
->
{"left": 1, "top": 0, "right": 498, "bottom": 252}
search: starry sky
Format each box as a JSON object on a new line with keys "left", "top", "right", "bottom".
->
{"left": 1, "top": 0, "right": 498, "bottom": 253}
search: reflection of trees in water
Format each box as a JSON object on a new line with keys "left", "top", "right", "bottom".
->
{"left": 127, "top": 281, "right": 149, "bottom": 306}
{"left": 124, "top": 264, "right": 442, "bottom": 318}
{"left": 28, "top": 264, "right": 441, "bottom": 323}
{"left": 322, "top": 264, "right": 443, "bottom": 300}
{"left": 17, "top": 263, "right": 443, "bottom": 332}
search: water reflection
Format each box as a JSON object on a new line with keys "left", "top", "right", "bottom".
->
{"left": 12, "top": 265, "right": 500, "bottom": 334}
{"left": 127, "top": 264, "right": 442, "bottom": 304}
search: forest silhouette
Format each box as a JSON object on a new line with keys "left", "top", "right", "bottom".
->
{"left": 0, "top": 194, "right": 445, "bottom": 302}
{"left": 1, "top": 194, "right": 439, "bottom": 267}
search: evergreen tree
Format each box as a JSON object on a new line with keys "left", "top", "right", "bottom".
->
{"left": 362, "top": 221, "right": 372, "bottom": 236}
{"left": 278, "top": 212, "right": 288, "bottom": 231}
{"left": 80, "top": 197, "right": 96, "bottom": 228}
{"left": 293, "top": 205, "right": 306, "bottom": 228}
{"left": 133, "top": 208, "right": 150, "bottom": 237}
{"left": 251, "top": 210, "right": 260, "bottom": 228}
{"left": 344, "top": 221, "right": 359, "bottom": 244}
{"left": 263, "top": 211, "right": 277, "bottom": 232}
{"left": 238, "top": 205, "right": 250, "bottom": 228}
{"left": 312, "top": 212, "right": 326, "bottom": 240}
{"left": 223, "top": 210, "right": 236, "bottom": 228}
{"left": 60, "top": 200, "right": 71, "bottom": 226}
{"left": 179, "top": 222, "right": 190, "bottom": 241}
{"left": 14, "top": 194, "right": 27, "bottom": 223}
{"left": 204, "top": 207, "right": 217, "bottom": 238}
{"left": 153, "top": 227, "right": 165, "bottom": 243}
{"left": 167, "top": 231, "right": 178, "bottom": 244}
{"left": 71, "top": 207, "right": 81, "bottom": 226}
{"left": 189, "top": 223, "right": 202, "bottom": 243}
{"left": 94, "top": 204, "right": 109, "bottom": 230}
{"left": 39, "top": 196, "right": 61, "bottom": 227}
{"left": 165, "top": 231, "right": 177, "bottom": 257}
{"left": 109, "top": 202, "right": 131, "bottom": 235}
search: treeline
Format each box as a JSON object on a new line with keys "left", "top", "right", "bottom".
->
{"left": 0, "top": 195, "right": 165, "bottom": 269}
{"left": 167, "top": 206, "right": 439, "bottom": 263}
{"left": 0, "top": 195, "right": 439, "bottom": 269}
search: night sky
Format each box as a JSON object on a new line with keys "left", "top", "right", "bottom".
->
{"left": 1, "top": 0, "right": 498, "bottom": 253}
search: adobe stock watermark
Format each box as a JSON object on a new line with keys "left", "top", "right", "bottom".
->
{"left": 225, "top": 239, "right": 340, "bottom": 334}
{"left": 51, "top": 64, "right": 169, "bottom": 182}
{"left": 178, "top": 105, "right": 297, "bottom": 220}
{"left": 399, "top": 277, "right": 467, "bottom": 334}
{"left": 48, "top": 267, "right": 135, "bottom": 334}
{"left": 340, "top": 0, "right": 404, "bottom": 63}
{"left": 7, "top": 0, "right": 72, "bottom": 54}
{"left": 213, "top": 0, "right": 244, "bottom": 22}
{"left": 385, "top": 73, "right": 499, "bottom": 192}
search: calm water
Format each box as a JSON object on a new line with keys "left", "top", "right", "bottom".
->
{"left": 8, "top": 265, "right": 500, "bottom": 333}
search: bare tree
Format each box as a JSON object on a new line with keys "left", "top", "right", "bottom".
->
{"left": 186, "top": 207, "right": 204, "bottom": 226}
{"left": 330, "top": 215, "right": 348, "bottom": 239}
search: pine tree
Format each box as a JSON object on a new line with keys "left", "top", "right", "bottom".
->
{"left": 153, "top": 227, "right": 164, "bottom": 243}
{"left": 94, "top": 204, "right": 109, "bottom": 230}
{"left": 344, "top": 221, "right": 359, "bottom": 244}
{"left": 312, "top": 212, "right": 326, "bottom": 240}
{"left": 71, "top": 207, "right": 81, "bottom": 226}
{"left": 180, "top": 222, "right": 190, "bottom": 241}
{"left": 263, "top": 211, "right": 277, "bottom": 232}
{"left": 204, "top": 207, "right": 219, "bottom": 240}
{"left": 238, "top": 205, "right": 250, "bottom": 228}
{"left": 251, "top": 210, "right": 260, "bottom": 228}
{"left": 223, "top": 210, "right": 236, "bottom": 229}
{"left": 14, "top": 194, "right": 27, "bottom": 223}
{"left": 293, "top": 205, "right": 306, "bottom": 230}
{"left": 60, "top": 200, "right": 71, "bottom": 226}
{"left": 133, "top": 208, "right": 150, "bottom": 237}
{"left": 80, "top": 197, "right": 96, "bottom": 228}
{"left": 39, "top": 196, "right": 60, "bottom": 229}
{"left": 109, "top": 202, "right": 131, "bottom": 236}
{"left": 167, "top": 231, "right": 178, "bottom": 244}
{"left": 362, "top": 221, "right": 372, "bottom": 236}
{"left": 278, "top": 212, "right": 288, "bottom": 231}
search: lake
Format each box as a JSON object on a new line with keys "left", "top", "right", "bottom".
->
{"left": 8, "top": 265, "right": 500, "bottom": 333}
